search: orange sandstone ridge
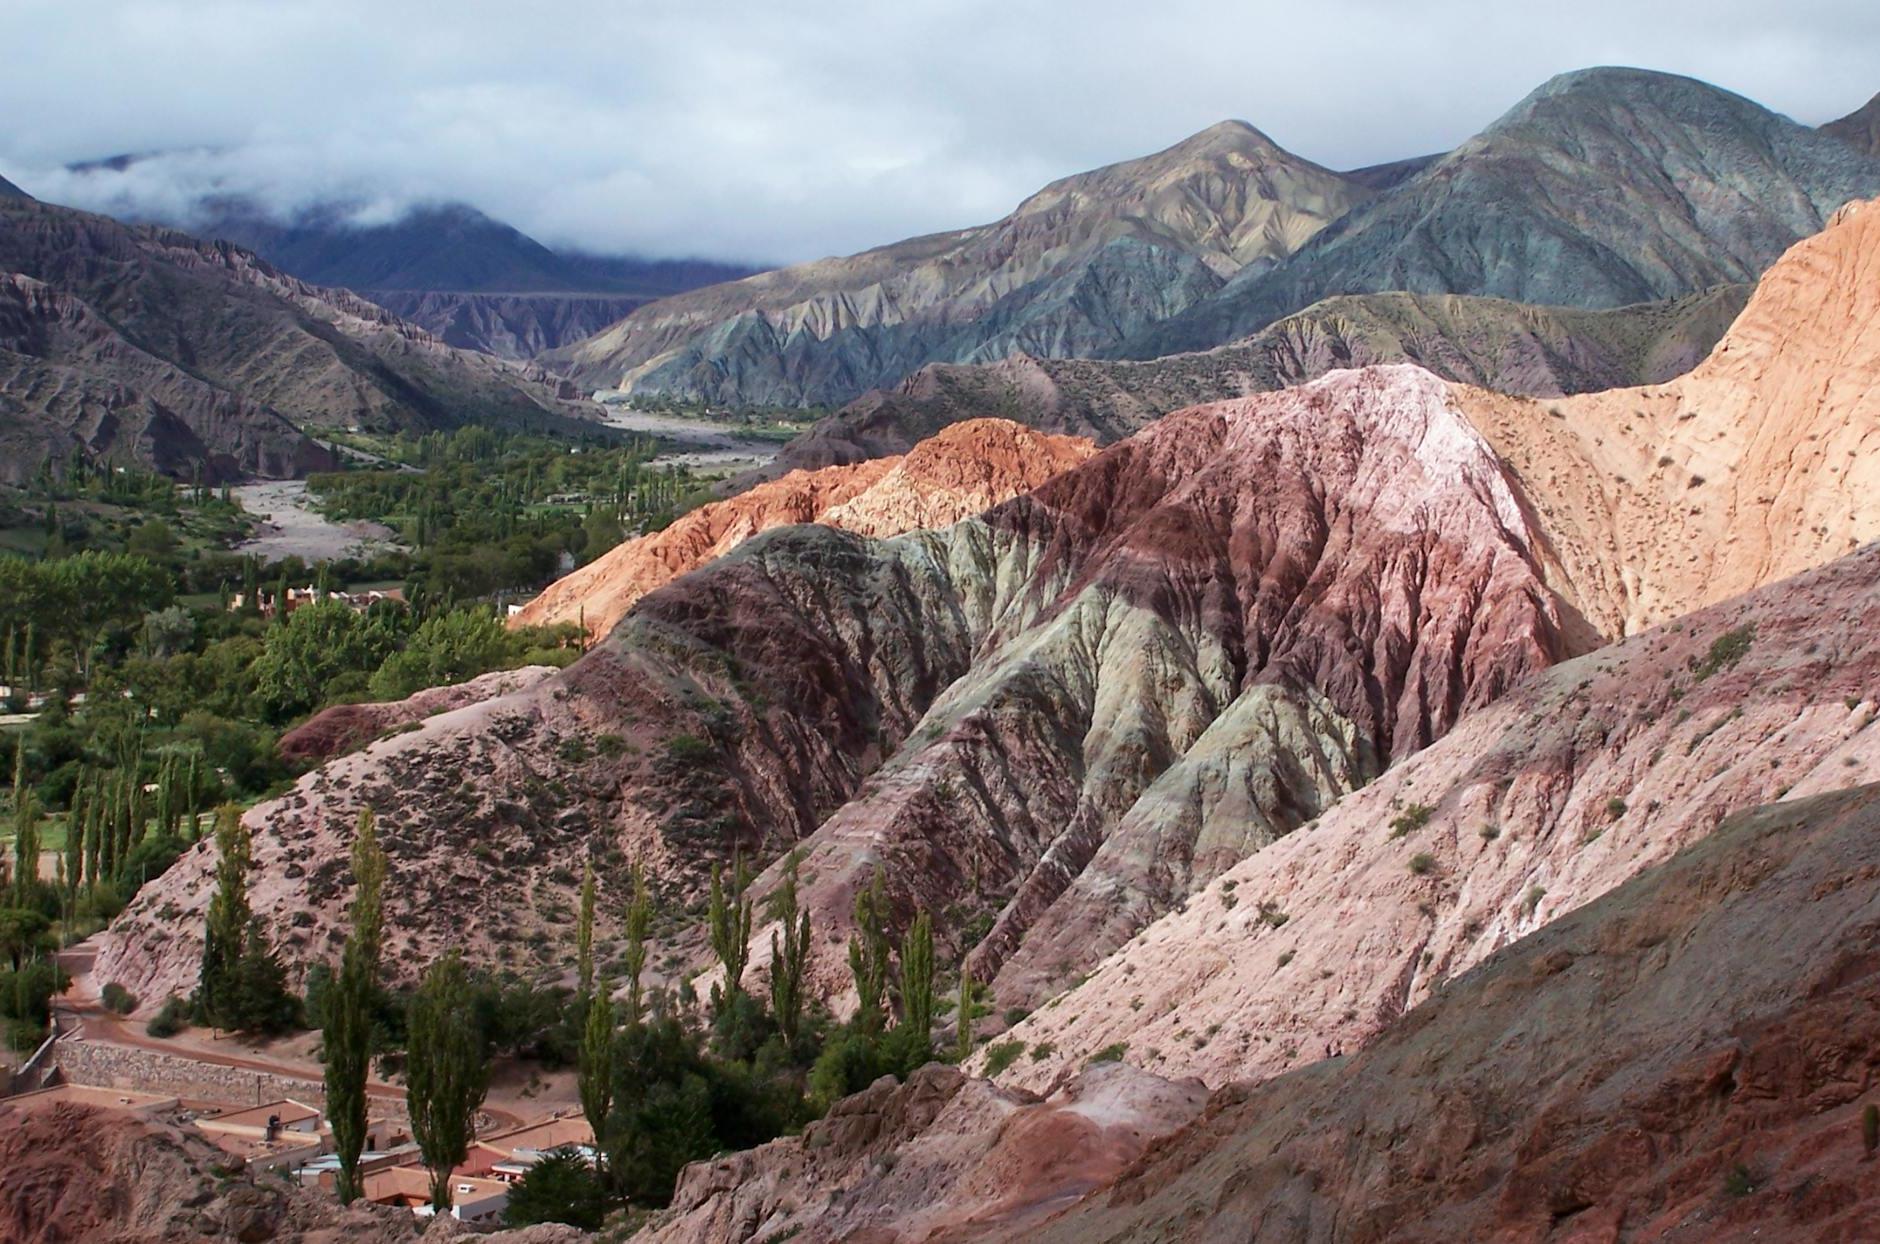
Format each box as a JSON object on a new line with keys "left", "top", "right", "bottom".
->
{"left": 511, "top": 417, "right": 1097, "bottom": 641}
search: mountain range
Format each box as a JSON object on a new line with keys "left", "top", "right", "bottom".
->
{"left": 95, "top": 196, "right": 1880, "bottom": 1033}
{"left": 548, "top": 68, "right": 1880, "bottom": 412}
{"left": 0, "top": 187, "right": 597, "bottom": 482}
{"left": 54, "top": 159, "right": 762, "bottom": 359}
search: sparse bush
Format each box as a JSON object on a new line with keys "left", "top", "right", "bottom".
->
{"left": 102, "top": 982, "right": 137, "bottom": 1015}
{"left": 1407, "top": 853, "right": 1436, "bottom": 876}
{"left": 1606, "top": 797, "right": 1627, "bottom": 819}
{"left": 1479, "top": 824, "right": 1501, "bottom": 842}
{"left": 1089, "top": 1042, "right": 1128, "bottom": 1065}
{"left": 147, "top": 995, "right": 189, "bottom": 1038}
{"left": 1689, "top": 625, "right": 1755, "bottom": 681}
{"left": 1524, "top": 886, "right": 1546, "bottom": 916}
{"left": 1002, "top": 1006, "right": 1030, "bottom": 1026}
{"left": 983, "top": 1040, "right": 1024, "bottom": 1076}
{"left": 1390, "top": 804, "right": 1434, "bottom": 838}
{"left": 1029, "top": 1041, "right": 1056, "bottom": 1062}
{"left": 1256, "top": 899, "right": 1289, "bottom": 929}
{"left": 1723, "top": 1163, "right": 1756, "bottom": 1197}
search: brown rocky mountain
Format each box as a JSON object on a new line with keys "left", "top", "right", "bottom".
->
{"left": 1130, "top": 68, "right": 1880, "bottom": 359}
{"left": 0, "top": 273, "right": 332, "bottom": 483}
{"left": 997, "top": 541, "right": 1880, "bottom": 1089}
{"left": 91, "top": 198, "right": 1880, "bottom": 1014}
{"left": 0, "top": 193, "right": 598, "bottom": 481}
{"left": 546, "top": 121, "right": 1371, "bottom": 405}
{"left": 759, "top": 283, "right": 1750, "bottom": 477}
{"left": 1822, "top": 91, "right": 1880, "bottom": 155}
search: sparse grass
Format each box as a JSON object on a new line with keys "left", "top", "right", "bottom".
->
{"left": 1089, "top": 1042, "right": 1128, "bottom": 1065}
{"left": 983, "top": 1040, "right": 1024, "bottom": 1076}
{"left": 1390, "top": 803, "right": 1434, "bottom": 838}
{"left": 1029, "top": 1041, "right": 1056, "bottom": 1062}
{"left": 1689, "top": 624, "right": 1755, "bottom": 682}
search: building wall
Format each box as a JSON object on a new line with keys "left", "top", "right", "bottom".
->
{"left": 51, "top": 1038, "right": 409, "bottom": 1120}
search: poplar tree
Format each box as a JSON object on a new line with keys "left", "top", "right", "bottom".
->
{"left": 578, "top": 979, "right": 614, "bottom": 1166}
{"left": 622, "top": 862, "right": 652, "bottom": 1026}
{"left": 197, "top": 806, "right": 252, "bottom": 1028}
{"left": 407, "top": 950, "right": 488, "bottom": 1213}
{"left": 707, "top": 851, "right": 753, "bottom": 1011}
{"left": 575, "top": 862, "right": 596, "bottom": 999}
{"left": 895, "top": 910, "right": 935, "bottom": 1066}
{"left": 768, "top": 852, "right": 810, "bottom": 1046}
{"left": 11, "top": 739, "right": 38, "bottom": 906}
{"left": 325, "top": 808, "right": 388, "bottom": 1204}
{"left": 848, "top": 873, "right": 891, "bottom": 1034}
{"left": 956, "top": 959, "right": 974, "bottom": 1063}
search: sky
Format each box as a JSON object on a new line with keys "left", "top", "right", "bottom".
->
{"left": 3, "top": 0, "right": 1876, "bottom": 265}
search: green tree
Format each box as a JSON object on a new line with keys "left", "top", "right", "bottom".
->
{"left": 197, "top": 806, "right": 251, "bottom": 1028}
{"left": 324, "top": 808, "right": 389, "bottom": 1204}
{"left": 768, "top": 852, "right": 810, "bottom": 1046}
{"left": 956, "top": 959, "right": 974, "bottom": 1063}
{"left": 623, "top": 863, "right": 652, "bottom": 1027}
{"left": 250, "top": 599, "right": 396, "bottom": 721}
{"left": 407, "top": 950, "right": 490, "bottom": 1214}
{"left": 848, "top": 872, "right": 890, "bottom": 1034}
{"left": 578, "top": 984, "right": 614, "bottom": 1168}
{"left": 0, "top": 908, "right": 51, "bottom": 970}
{"left": 707, "top": 852, "right": 753, "bottom": 1012}
{"left": 503, "top": 1146, "right": 608, "bottom": 1229}
{"left": 894, "top": 910, "right": 935, "bottom": 1070}
{"left": 366, "top": 608, "right": 513, "bottom": 701}
{"left": 575, "top": 862, "right": 596, "bottom": 999}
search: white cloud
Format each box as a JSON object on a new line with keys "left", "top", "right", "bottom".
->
{"left": 1, "top": 0, "right": 1874, "bottom": 264}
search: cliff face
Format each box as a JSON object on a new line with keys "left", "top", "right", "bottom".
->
{"left": 547, "top": 121, "right": 1370, "bottom": 406}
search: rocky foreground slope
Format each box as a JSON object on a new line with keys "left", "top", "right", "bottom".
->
{"left": 0, "top": 191, "right": 597, "bottom": 481}
{"left": 655, "top": 779, "right": 1880, "bottom": 1243}
{"left": 512, "top": 418, "right": 1097, "bottom": 641}
{"left": 762, "top": 283, "right": 1749, "bottom": 477}
{"left": 548, "top": 120, "right": 1370, "bottom": 406}
{"left": 0, "top": 1101, "right": 574, "bottom": 1243}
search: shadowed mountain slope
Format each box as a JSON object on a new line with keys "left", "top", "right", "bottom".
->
{"left": 0, "top": 193, "right": 599, "bottom": 480}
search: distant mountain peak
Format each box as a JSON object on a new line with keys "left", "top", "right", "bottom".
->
{"left": 1822, "top": 91, "right": 1880, "bottom": 155}
{"left": 0, "top": 173, "right": 29, "bottom": 200}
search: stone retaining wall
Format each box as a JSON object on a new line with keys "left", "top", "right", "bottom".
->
{"left": 50, "top": 1037, "right": 408, "bottom": 1120}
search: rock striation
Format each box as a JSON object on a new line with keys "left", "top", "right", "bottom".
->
{"left": 0, "top": 192, "right": 598, "bottom": 481}
{"left": 759, "top": 283, "right": 1750, "bottom": 477}
{"left": 511, "top": 418, "right": 1096, "bottom": 641}
{"left": 547, "top": 121, "right": 1370, "bottom": 406}
{"left": 1129, "top": 67, "right": 1880, "bottom": 357}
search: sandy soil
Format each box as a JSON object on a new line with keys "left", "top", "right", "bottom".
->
{"left": 232, "top": 481, "right": 405, "bottom": 565}
{"left": 595, "top": 405, "right": 778, "bottom": 473}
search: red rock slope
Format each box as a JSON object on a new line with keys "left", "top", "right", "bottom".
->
{"left": 997, "top": 542, "right": 1880, "bottom": 1090}
{"left": 1021, "top": 781, "right": 1880, "bottom": 1244}
{"left": 510, "top": 417, "right": 1097, "bottom": 641}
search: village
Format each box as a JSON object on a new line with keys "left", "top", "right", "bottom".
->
{"left": 0, "top": 948, "right": 596, "bottom": 1227}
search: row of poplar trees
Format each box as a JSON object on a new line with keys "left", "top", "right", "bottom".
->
{"left": 314, "top": 809, "right": 493, "bottom": 1213}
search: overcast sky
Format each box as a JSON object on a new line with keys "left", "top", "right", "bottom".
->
{"left": 3, "top": 0, "right": 1876, "bottom": 264}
